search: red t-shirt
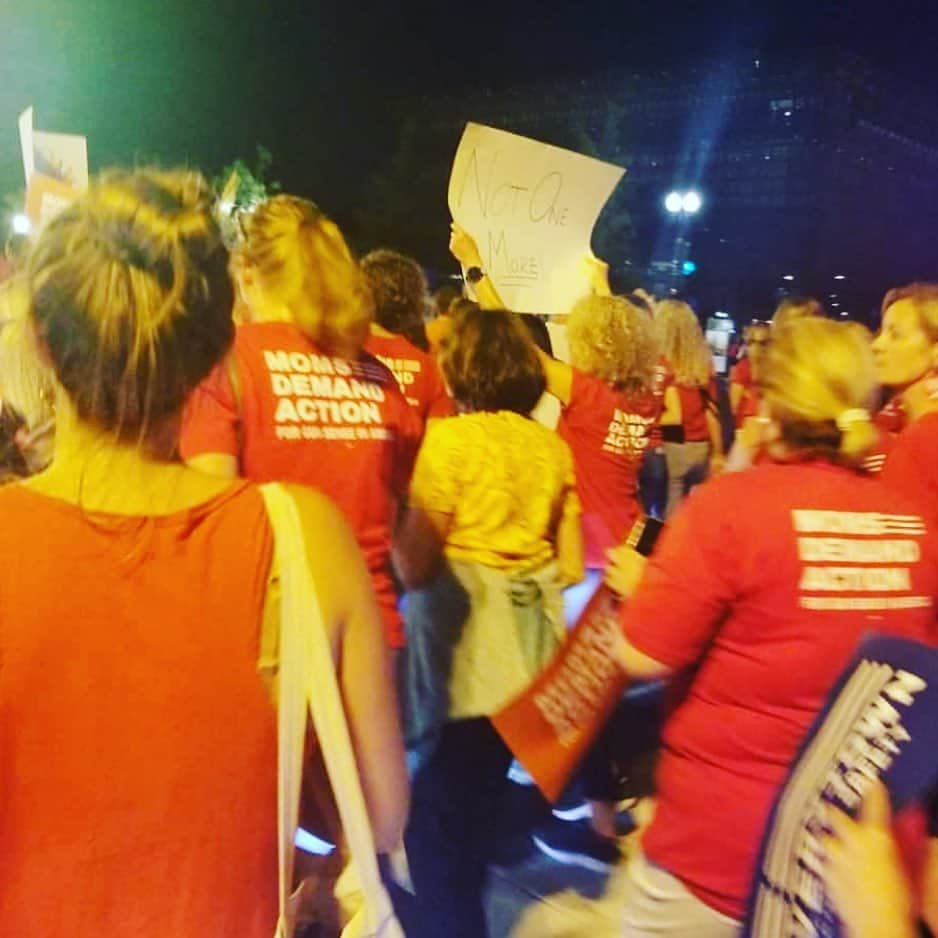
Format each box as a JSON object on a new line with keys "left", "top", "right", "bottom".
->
{"left": 881, "top": 412, "right": 938, "bottom": 523}
{"left": 557, "top": 368, "right": 660, "bottom": 567}
{"left": 874, "top": 395, "right": 908, "bottom": 435}
{"left": 0, "top": 483, "right": 278, "bottom": 936}
{"left": 621, "top": 461, "right": 938, "bottom": 919}
{"left": 675, "top": 382, "right": 714, "bottom": 443}
{"left": 731, "top": 357, "right": 760, "bottom": 427}
{"left": 730, "top": 355, "right": 752, "bottom": 389}
{"left": 180, "top": 321, "right": 422, "bottom": 647}
{"left": 365, "top": 331, "right": 453, "bottom": 423}
{"left": 647, "top": 355, "right": 674, "bottom": 448}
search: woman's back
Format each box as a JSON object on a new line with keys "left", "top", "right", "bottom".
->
{"left": 623, "top": 461, "right": 938, "bottom": 919}
{"left": 0, "top": 482, "right": 278, "bottom": 936}
{"left": 410, "top": 410, "right": 575, "bottom": 572}
{"left": 181, "top": 320, "right": 422, "bottom": 647}
{"left": 557, "top": 368, "right": 659, "bottom": 564}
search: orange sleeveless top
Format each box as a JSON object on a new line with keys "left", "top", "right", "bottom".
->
{"left": 0, "top": 481, "right": 277, "bottom": 936}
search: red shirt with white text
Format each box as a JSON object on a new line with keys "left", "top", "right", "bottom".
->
{"left": 622, "top": 461, "right": 938, "bottom": 919}
{"left": 180, "top": 321, "right": 421, "bottom": 647}
{"left": 558, "top": 368, "right": 660, "bottom": 567}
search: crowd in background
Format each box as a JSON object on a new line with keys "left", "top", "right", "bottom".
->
{"left": 0, "top": 169, "right": 935, "bottom": 938}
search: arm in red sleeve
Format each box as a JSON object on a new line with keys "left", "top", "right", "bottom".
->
{"left": 620, "top": 484, "right": 738, "bottom": 671}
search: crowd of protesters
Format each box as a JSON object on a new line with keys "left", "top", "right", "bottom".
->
{"left": 0, "top": 167, "right": 936, "bottom": 938}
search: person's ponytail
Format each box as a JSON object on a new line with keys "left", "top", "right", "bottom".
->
{"left": 243, "top": 197, "right": 372, "bottom": 358}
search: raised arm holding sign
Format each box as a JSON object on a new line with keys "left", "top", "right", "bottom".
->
{"left": 447, "top": 122, "right": 624, "bottom": 315}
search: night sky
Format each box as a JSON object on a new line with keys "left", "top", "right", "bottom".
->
{"left": 3, "top": 0, "right": 938, "bottom": 247}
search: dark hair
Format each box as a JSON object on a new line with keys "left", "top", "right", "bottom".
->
{"left": 449, "top": 297, "right": 478, "bottom": 316}
{"left": 518, "top": 313, "right": 553, "bottom": 356}
{"left": 432, "top": 282, "right": 462, "bottom": 317}
{"left": 626, "top": 291, "right": 653, "bottom": 315}
{"left": 361, "top": 249, "right": 430, "bottom": 351}
{"left": 0, "top": 402, "right": 27, "bottom": 479}
{"left": 441, "top": 308, "right": 545, "bottom": 414}
{"left": 28, "top": 168, "right": 234, "bottom": 445}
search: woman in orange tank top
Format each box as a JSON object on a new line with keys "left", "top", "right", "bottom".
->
{"left": 0, "top": 169, "right": 407, "bottom": 937}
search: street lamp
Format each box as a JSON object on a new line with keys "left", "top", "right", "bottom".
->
{"left": 681, "top": 191, "right": 702, "bottom": 214}
{"left": 11, "top": 213, "right": 31, "bottom": 236}
{"left": 664, "top": 190, "right": 702, "bottom": 215}
{"left": 660, "top": 190, "right": 703, "bottom": 293}
{"left": 664, "top": 192, "right": 684, "bottom": 214}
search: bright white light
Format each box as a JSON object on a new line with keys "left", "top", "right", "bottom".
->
{"left": 11, "top": 213, "right": 31, "bottom": 235}
{"left": 682, "top": 191, "right": 702, "bottom": 214}
{"left": 715, "top": 311, "right": 728, "bottom": 318}
{"left": 833, "top": 274, "right": 846, "bottom": 280}
{"left": 664, "top": 192, "right": 683, "bottom": 214}
{"left": 783, "top": 110, "right": 792, "bottom": 117}
{"left": 831, "top": 302, "right": 840, "bottom": 307}
{"left": 782, "top": 274, "right": 795, "bottom": 281}
{"left": 217, "top": 199, "right": 234, "bottom": 216}
{"left": 295, "top": 827, "right": 336, "bottom": 856}
{"left": 840, "top": 311, "right": 848, "bottom": 317}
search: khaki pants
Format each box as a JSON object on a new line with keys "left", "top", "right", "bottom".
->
{"left": 621, "top": 849, "right": 741, "bottom": 938}
{"left": 663, "top": 441, "right": 710, "bottom": 519}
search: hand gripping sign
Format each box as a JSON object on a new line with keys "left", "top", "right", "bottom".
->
{"left": 448, "top": 123, "right": 624, "bottom": 316}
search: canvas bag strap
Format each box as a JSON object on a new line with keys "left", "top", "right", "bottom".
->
{"left": 260, "top": 482, "right": 395, "bottom": 938}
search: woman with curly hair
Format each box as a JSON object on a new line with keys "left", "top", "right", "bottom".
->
{"left": 541, "top": 292, "right": 672, "bottom": 569}
{"left": 654, "top": 299, "right": 723, "bottom": 517}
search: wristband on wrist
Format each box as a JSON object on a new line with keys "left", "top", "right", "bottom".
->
{"left": 626, "top": 515, "right": 666, "bottom": 557}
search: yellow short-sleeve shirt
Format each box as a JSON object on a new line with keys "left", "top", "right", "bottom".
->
{"left": 409, "top": 411, "right": 580, "bottom": 572}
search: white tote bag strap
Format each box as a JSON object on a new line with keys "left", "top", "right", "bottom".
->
{"left": 260, "top": 483, "right": 401, "bottom": 938}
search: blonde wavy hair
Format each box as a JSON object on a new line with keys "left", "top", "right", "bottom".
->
{"left": 27, "top": 167, "right": 233, "bottom": 445}
{"left": 761, "top": 317, "right": 877, "bottom": 464}
{"left": 654, "top": 299, "right": 711, "bottom": 386}
{"left": 241, "top": 195, "right": 372, "bottom": 357}
{"left": 567, "top": 294, "right": 657, "bottom": 395}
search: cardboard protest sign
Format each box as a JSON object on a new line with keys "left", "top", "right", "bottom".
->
{"left": 25, "top": 174, "right": 80, "bottom": 229}
{"left": 18, "top": 107, "right": 87, "bottom": 227}
{"left": 448, "top": 123, "right": 625, "bottom": 315}
{"left": 18, "top": 108, "right": 35, "bottom": 183}
{"left": 491, "top": 584, "right": 627, "bottom": 801}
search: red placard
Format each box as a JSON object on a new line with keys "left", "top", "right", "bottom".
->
{"left": 491, "top": 583, "right": 628, "bottom": 801}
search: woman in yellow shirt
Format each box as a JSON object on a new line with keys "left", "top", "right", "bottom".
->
{"left": 395, "top": 306, "right": 583, "bottom": 938}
